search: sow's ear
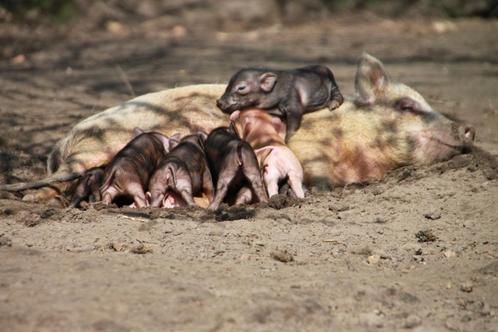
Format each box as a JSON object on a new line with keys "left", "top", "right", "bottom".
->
{"left": 259, "top": 72, "right": 278, "bottom": 92}
{"left": 355, "top": 53, "right": 389, "bottom": 105}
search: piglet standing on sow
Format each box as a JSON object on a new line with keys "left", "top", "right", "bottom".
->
{"left": 231, "top": 109, "right": 305, "bottom": 198}
{"left": 217, "top": 65, "right": 344, "bottom": 140}
{"left": 100, "top": 128, "right": 178, "bottom": 208}
{"left": 148, "top": 133, "right": 214, "bottom": 208}
{"left": 205, "top": 126, "right": 268, "bottom": 211}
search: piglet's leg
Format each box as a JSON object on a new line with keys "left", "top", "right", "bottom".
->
{"left": 178, "top": 188, "right": 195, "bottom": 207}
{"left": 174, "top": 173, "right": 196, "bottom": 207}
{"left": 287, "top": 172, "right": 305, "bottom": 199}
{"left": 127, "top": 182, "right": 148, "bottom": 208}
{"left": 208, "top": 165, "right": 239, "bottom": 211}
{"left": 202, "top": 169, "right": 215, "bottom": 203}
{"left": 263, "top": 165, "right": 280, "bottom": 198}
{"left": 280, "top": 98, "right": 304, "bottom": 142}
{"left": 150, "top": 190, "right": 166, "bottom": 208}
{"left": 102, "top": 186, "right": 119, "bottom": 205}
{"left": 235, "top": 186, "right": 253, "bottom": 205}
{"left": 240, "top": 149, "right": 269, "bottom": 204}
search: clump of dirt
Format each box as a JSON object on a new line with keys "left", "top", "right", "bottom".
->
{"left": 266, "top": 194, "right": 302, "bottom": 210}
{"left": 415, "top": 229, "right": 438, "bottom": 243}
{"left": 214, "top": 205, "right": 255, "bottom": 221}
{"left": 270, "top": 248, "right": 294, "bottom": 263}
{"left": 0, "top": 234, "right": 12, "bottom": 247}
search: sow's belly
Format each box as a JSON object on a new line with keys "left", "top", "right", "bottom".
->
{"left": 62, "top": 84, "right": 337, "bottom": 185}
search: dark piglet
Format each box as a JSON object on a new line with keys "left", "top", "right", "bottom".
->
{"left": 217, "top": 65, "right": 344, "bottom": 139}
{"left": 100, "top": 129, "right": 178, "bottom": 208}
{"left": 148, "top": 133, "right": 214, "bottom": 208}
{"left": 205, "top": 126, "right": 268, "bottom": 211}
{"left": 68, "top": 167, "right": 105, "bottom": 208}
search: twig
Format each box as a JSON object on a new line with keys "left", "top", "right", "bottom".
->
{"left": 115, "top": 65, "right": 135, "bottom": 98}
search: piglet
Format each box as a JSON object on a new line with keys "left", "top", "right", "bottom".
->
{"left": 205, "top": 126, "right": 268, "bottom": 211}
{"left": 100, "top": 128, "right": 178, "bottom": 208}
{"left": 148, "top": 133, "right": 214, "bottom": 208}
{"left": 231, "top": 109, "right": 305, "bottom": 198}
{"left": 217, "top": 65, "right": 344, "bottom": 139}
{"left": 68, "top": 167, "right": 105, "bottom": 208}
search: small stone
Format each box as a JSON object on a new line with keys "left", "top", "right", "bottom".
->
{"left": 367, "top": 255, "right": 381, "bottom": 265}
{"left": 413, "top": 255, "right": 424, "bottom": 263}
{"left": 11, "top": 54, "right": 26, "bottom": 65}
{"left": 130, "top": 244, "right": 153, "bottom": 254}
{"left": 106, "top": 21, "right": 126, "bottom": 34}
{"left": 443, "top": 249, "right": 456, "bottom": 258}
{"left": 0, "top": 235, "right": 12, "bottom": 247}
{"left": 424, "top": 212, "right": 441, "bottom": 220}
{"left": 270, "top": 249, "right": 293, "bottom": 263}
{"left": 109, "top": 242, "right": 127, "bottom": 252}
{"left": 404, "top": 314, "right": 421, "bottom": 328}
{"left": 359, "top": 312, "right": 383, "bottom": 327}
{"left": 171, "top": 25, "right": 187, "bottom": 38}
{"left": 460, "top": 282, "right": 473, "bottom": 293}
{"left": 374, "top": 217, "right": 387, "bottom": 224}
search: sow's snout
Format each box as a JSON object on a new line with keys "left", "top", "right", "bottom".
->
{"left": 421, "top": 120, "right": 476, "bottom": 163}
{"left": 458, "top": 124, "right": 476, "bottom": 146}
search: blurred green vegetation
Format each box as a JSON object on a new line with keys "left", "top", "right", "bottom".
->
{"left": 0, "top": 0, "right": 75, "bottom": 21}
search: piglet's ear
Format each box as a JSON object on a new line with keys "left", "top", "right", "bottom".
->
{"left": 157, "top": 135, "right": 172, "bottom": 152}
{"left": 168, "top": 133, "right": 182, "bottom": 149}
{"left": 196, "top": 131, "right": 208, "bottom": 142}
{"left": 259, "top": 72, "right": 277, "bottom": 92}
{"left": 355, "top": 53, "right": 389, "bottom": 105}
{"left": 133, "top": 127, "right": 145, "bottom": 137}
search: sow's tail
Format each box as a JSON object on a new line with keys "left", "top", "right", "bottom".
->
{"left": 0, "top": 171, "right": 84, "bottom": 192}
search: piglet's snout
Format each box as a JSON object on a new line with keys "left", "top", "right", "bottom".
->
{"left": 216, "top": 98, "right": 230, "bottom": 112}
{"left": 216, "top": 99, "right": 223, "bottom": 109}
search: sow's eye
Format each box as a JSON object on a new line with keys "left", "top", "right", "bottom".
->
{"left": 394, "top": 97, "right": 422, "bottom": 113}
{"left": 235, "top": 84, "right": 249, "bottom": 95}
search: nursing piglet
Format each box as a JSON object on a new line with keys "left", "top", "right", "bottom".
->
{"left": 100, "top": 129, "right": 177, "bottom": 207}
{"left": 231, "top": 109, "right": 305, "bottom": 198}
{"left": 148, "top": 133, "right": 213, "bottom": 208}
{"left": 68, "top": 167, "right": 105, "bottom": 208}
{"left": 205, "top": 126, "right": 268, "bottom": 211}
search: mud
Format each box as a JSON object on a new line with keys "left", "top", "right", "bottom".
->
{"left": 0, "top": 17, "right": 497, "bottom": 331}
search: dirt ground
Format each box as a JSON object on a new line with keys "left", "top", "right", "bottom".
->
{"left": 0, "top": 16, "right": 497, "bottom": 331}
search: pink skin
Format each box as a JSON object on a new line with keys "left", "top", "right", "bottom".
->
{"left": 256, "top": 146, "right": 305, "bottom": 198}
{"left": 162, "top": 191, "right": 186, "bottom": 208}
{"left": 232, "top": 109, "right": 305, "bottom": 198}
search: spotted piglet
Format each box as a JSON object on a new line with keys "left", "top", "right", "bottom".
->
{"left": 68, "top": 167, "right": 105, "bottom": 208}
{"left": 100, "top": 128, "right": 179, "bottom": 207}
{"left": 231, "top": 109, "right": 305, "bottom": 198}
{"left": 148, "top": 133, "right": 214, "bottom": 208}
{"left": 205, "top": 126, "right": 268, "bottom": 211}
